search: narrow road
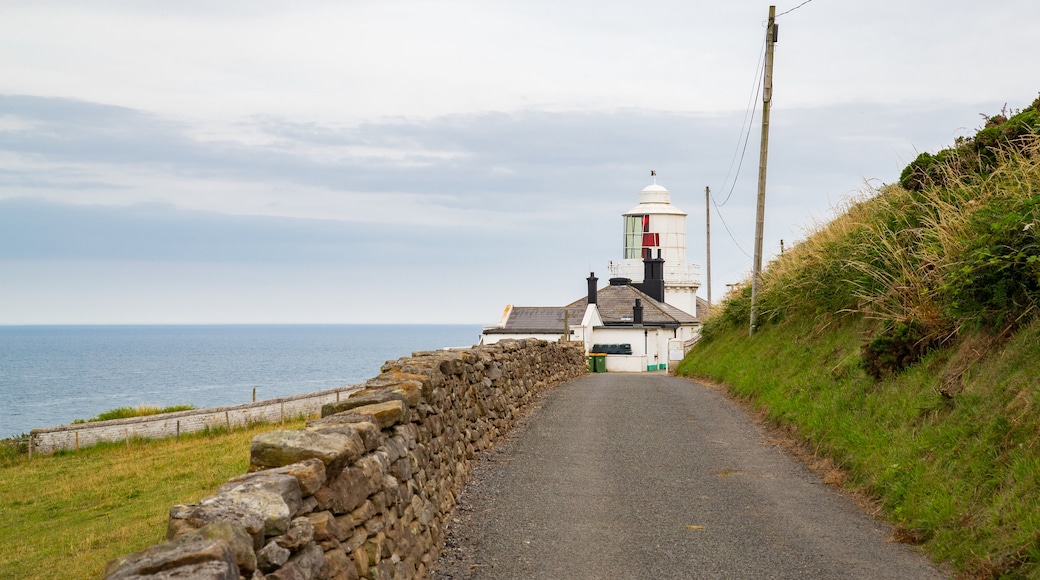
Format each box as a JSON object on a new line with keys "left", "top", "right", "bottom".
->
{"left": 432, "top": 373, "right": 945, "bottom": 579}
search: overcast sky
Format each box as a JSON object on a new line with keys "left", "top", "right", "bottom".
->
{"left": 2, "top": 0, "right": 1038, "bottom": 325}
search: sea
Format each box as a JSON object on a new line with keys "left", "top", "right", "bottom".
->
{"left": 0, "top": 324, "right": 483, "bottom": 438}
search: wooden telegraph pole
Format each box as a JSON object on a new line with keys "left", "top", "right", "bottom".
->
{"left": 705, "top": 186, "right": 712, "bottom": 307}
{"left": 750, "top": 5, "right": 777, "bottom": 336}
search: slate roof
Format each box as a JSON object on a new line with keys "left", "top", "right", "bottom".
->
{"left": 486, "top": 281, "right": 700, "bottom": 334}
{"left": 482, "top": 306, "right": 586, "bottom": 334}
{"left": 566, "top": 284, "right": 699, "bottom": 326}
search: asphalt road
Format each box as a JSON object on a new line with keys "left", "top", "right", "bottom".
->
{"left": 431, "top": 372, "right": 946, "bottom": 579}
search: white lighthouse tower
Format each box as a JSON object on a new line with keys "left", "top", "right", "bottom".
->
{"left": 609, "top": 171, "right": 701, "bottom": 317}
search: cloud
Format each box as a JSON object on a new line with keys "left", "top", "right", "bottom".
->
{"left": 0, "top": 91, "right": 1022, "bottom": 324}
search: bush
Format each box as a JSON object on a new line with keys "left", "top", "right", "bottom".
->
{"left": 860, "top": 319, "right": 935, "bottom": 379}
{"left": 899, "top": 95, "right": 1040, "bottom": 192}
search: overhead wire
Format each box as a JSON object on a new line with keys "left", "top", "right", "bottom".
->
{"left": 705, "top": 1, "right": 815, "bottom": 267}
{"left": 702, "top": 14, "right": 771, "bottom": 263}
{"left": 710, "top": 193, "right": 753, "bottom": 259}
{"left": 715, "top": 31, "right": 766, "bottom": 207}
{"left": 776, "top": 0, "right": 814, "bottom": 18}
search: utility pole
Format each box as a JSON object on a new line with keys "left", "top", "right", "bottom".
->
{"left": 749, "top": 4, "right": 777, "bottom": 336}
{"left": 705, "top": 186, "right": 712, "bottom": 307}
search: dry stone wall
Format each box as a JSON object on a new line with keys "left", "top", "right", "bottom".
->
{"left": 105, "top": 339, "right": 587, "bottom": 580}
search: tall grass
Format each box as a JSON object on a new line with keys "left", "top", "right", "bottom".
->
{"left": 710, "top": 133, "right": 1040, "bottom": 373}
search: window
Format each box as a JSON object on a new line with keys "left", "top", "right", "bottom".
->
{"left": 624, "top": 215, "right": 646, "bottom": 259}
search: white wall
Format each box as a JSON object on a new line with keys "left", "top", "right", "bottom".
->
{"left": 479, "top": 332, "right": 572, "bottom": 345}
{"left": 605, "top": 354, "right": 648, "bottom": 372}
{"left": 29, "top": 385, "right": 361, "bottom": 455}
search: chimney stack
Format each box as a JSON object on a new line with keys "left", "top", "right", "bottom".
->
{"left": 587, "top": 272, "right": 598, "bottom": 305}
{"left": 633, "top": 299, "right": 643, "bottom": 324}
{"left": 635, "top": 250, "right": 665, "bottom": 303}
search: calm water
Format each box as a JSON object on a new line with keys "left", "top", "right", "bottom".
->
{"left": 0, "top": 325, "right": 481, "bottom": 437}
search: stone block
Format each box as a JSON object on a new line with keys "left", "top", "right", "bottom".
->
{"left": 169, "top": 480, "right": 297, "bottom": 547}
{"left": 315, "top": 464, "right": 380, "bottom": 515}
{"left": 251, "top": 430, "right": 364, "bottom": 475}
{"left": 319, "top": 547, "right": 357, "bottom": 580}
{"left": 345, "top": 401, "right": 408, "bottom": 430}
{"left": 257, "top": 540, "right": 291, "bottom": 572}
{"left": 307, "top": 415, "right": 382, "bottom": 453}
{"left": 265, "top": 543, "right": 324, "bottom": 580}
{"left": 104, "top": 538, "right": 239, "bottom": 580}
{"left": 351, "top": 545, "right": 369, "bottom": 579}
{"left": 225, "top": 458, "right": 326, "bottom": 497}
{"left": 306, "top": 511, "right": 339, "bottom": 542}
{"left": 168, "top": 501, "right": 266, "bottom": 550}
{"left": 348, "top": 500, "right": 376, "bottom": 528}
{"left": 169, "top": 521, "right": 257, "bottom": 575}
{"left": 218, "top": 472, "right": 303, "bottom": 519}
{"left": 275, "top": 517, "right": 315, "bottom": 550}
{"left": 321, "top": 391, "right": 405, "bottom": 418}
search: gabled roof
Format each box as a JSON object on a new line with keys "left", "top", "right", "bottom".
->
{"left": 484, "top": 281, "right": 699, "bottom": 335}
{"left": 566, "top": 284, "right": 699, "bottom": 326}
{"left": 483, "top": 305, "right": 586, "bottom": 334}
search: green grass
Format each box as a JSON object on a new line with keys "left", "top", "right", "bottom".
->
{"left": 71, "top": 404, "right": 197, "bottom": 424}
{"left": 680, "top": 316, "right": 1040, "bottom": 577}
{"left": 0, "top": 417, "right": 308, "bottom": 580}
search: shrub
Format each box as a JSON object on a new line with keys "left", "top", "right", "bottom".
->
{"left": 860, "top": 319, "right": 936, "bottom": 379}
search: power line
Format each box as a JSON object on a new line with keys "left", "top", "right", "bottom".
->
{"left": 715, "top": 31, "right": 766, "bottom": 207}
{"left": 777, "top": 0, "right": 813, "bottom": 17}
{"left": 709, "top": 192, "right": 752, "bottom": 259}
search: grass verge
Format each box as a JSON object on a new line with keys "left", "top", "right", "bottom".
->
{"left": 0, "top": 417, "right": 308, "bottom": 580}
{"left": 678, "top": 314, "right": 1040, "bottom": 577}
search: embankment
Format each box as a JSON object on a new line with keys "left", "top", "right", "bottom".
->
{"left": 105, "top": 338, "right": 587, "bottom": 579}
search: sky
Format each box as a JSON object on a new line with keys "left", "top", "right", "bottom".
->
{"left": 2, "top": 0, "right": 1038, "bottom": 325}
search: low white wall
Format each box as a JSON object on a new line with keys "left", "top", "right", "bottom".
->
{"left": 605, "top": 354, "right": 647, "bottom": 372}
{"left": 28, "top": 385, "right": 362, "bottom": 455}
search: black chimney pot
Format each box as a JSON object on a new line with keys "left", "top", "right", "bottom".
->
{"left": 635, "top": 251, "right": 666, "bottom": 302}
{"left": 587, "top": 272, "right": 598, "bottom": 305}
{"left": 633, "top": 298, "right": 644, "bottom": 324}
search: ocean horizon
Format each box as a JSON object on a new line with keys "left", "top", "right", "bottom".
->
{"left": 0, "top": 324, "right": 482, "bottom": 437}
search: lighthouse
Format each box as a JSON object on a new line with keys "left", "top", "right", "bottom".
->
{"left": 608, "top": 171, "right": 701, "bottom": 317}
{"left": 481, "top": 170, "right": 704, "bottom": 370}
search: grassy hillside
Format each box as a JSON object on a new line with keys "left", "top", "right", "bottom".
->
{"left": 678, "top": 95, "right": 1040, "bottom": 578}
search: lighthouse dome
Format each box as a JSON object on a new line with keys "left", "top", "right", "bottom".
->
{"left": 639, "top": 183, "right": 671, "bottom": 204}
{"left": 624, "top": 179, "right": 686, "bottom": 216}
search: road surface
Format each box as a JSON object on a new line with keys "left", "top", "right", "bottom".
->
{"left": 431, "top": 372, "right": 945, "bottom": 579}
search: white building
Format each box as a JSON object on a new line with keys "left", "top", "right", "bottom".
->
{"left": 481, "top": 173, "right": 705, "bottom": 372}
